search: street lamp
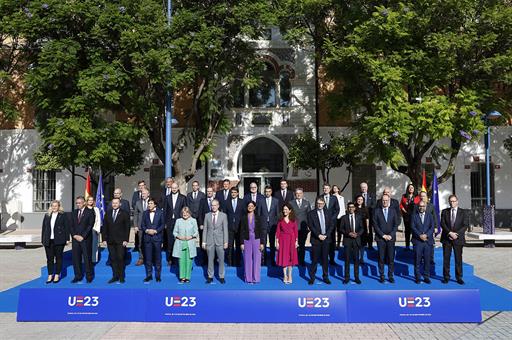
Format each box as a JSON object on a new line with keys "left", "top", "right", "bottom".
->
{"left": 483, "top": 110, "right": 502, "bottom": 248}
{"left": 165, "top": 0, "right": 178, "bottom": 179}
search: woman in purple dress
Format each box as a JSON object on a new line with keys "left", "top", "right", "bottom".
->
{"left": 240, "top": 201, "right": 265, "bottom": 283}
{"left": 276, "top": 203, "right": 298, "bottom": 284}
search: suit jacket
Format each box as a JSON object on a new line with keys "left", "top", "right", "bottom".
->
{"left": 133, "top": 198, "right": 149, "bottom": 228}
{"left": 307, "top": 208, "right": 335, "bottom": 245}
{"left": 377, "top": 197, "right": 401, "bottom": 217}
{"left": 411, "top": 211, "right": 435, "bottom": 245}
{"left": 289, "top": 198, "right": 311, "bottom": 231}
{"left": 239, "top": 214, "right": 265, "bottom": 244}
{"left": 257, "top": 196, "right": 280, "bottom": 227}
{"left": 187, "top": 191, "right": 206, "bottom": 219}
{"left": 41, "top": 212, "right": 69, "bottom": 246}
{"left": 318, "top": 194, "right": 340, "bottom": 224}
{"left": 141, "top": 209, "right": 165, "bottom": 243}
{"left": 70, "top": 208, "right": 95, "bottom": 239}
{"left": 373, "top": 206, "right": 400, "bottom": 241}
{"left": 215, "top": 189, "right": 231, "bottom": 212}
{"left": 203, "top": 211, "right": 228, "bottom": 247}
{"left": 274, "top": 189, "right": 294, "bottom": 209}
{"left": 107, "top": 199, "right": 130, "bottom": 214}
{"left": 102, "top": 209, "right": 131, "bottom": 244}
{"left": 165, "top": 193, "right": 187, "bottom": 227}
{"left": 159, "top": 187, "right": 172, "bottom": 208}
{"left": 440, "top": 207, "right": 469, "bottom": 245}
{"left": 131, "top": 190, "right": 143, "bottom": 209}
{"left": 243, "top": 192, "right": 264, "bottom": 207}
{"left": 355, "top": 192, "right": 376, "bottom": 209}
{"left": 340, "top": 213, "right": 364, "bottom": 247}
{"left": 225, "top": 197, "right": 244, "bottom": 231}
{"left": 413, "top": 202, "right": 439, "bottom": 230}
{"left": 197, "top": 196, "right": 215, "bottom": 226}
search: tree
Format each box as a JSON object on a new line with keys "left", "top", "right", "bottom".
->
{"left": 9, "top": 0, "right": 274, "bottom": 190}
{"left": 288, "top": 128, "right": 360, "bottom": 190}
{"left": 324, "top": 0, "right": 512, "bottom": 186}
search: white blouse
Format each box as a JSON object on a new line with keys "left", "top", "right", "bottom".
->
{"left": 334, "top": 194, "right": 346, "bottom": 219}
{"left": 50, "top": 212, "right": 58, "bottom": 239}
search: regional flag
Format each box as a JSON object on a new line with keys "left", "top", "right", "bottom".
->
{"left": 84, "top": 172, "right": 92, "bottom": 200}
{"left": 431, "top": 171, "right": 441, "bottom": 235}
{"left": 421, "top": 169, "right": 427, "bottom": 193}
{"left": 95, "top": 174, "right": 106, "bottom": 226}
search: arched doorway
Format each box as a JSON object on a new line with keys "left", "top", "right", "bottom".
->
{"left": 238, "top": 137, "right": 287, "bottom": 196}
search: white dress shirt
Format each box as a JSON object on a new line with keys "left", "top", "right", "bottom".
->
{"left": 50, "top": 212, "right": 58, "bottom": 239}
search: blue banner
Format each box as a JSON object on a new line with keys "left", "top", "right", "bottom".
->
{"left": 347, "top": 289, "right": 481, "bottom": 323}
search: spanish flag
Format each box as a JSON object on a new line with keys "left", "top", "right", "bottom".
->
{"left": 85, "top": 172, "right": 92, "bottom": 200}
{"left": 421, "top": 169, "right": 427, "bottom": 193}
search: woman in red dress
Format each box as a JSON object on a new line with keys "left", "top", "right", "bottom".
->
{"left": 276, "top": 203, "right": 298, "bottom": 284}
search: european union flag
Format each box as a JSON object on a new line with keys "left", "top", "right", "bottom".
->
{"left": 432, "top": 171, "right": 441, "bottom": 235}
{"left": 95, "top": 174, "right": 106, "bottom": 226}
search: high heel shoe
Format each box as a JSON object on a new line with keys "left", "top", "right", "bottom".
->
{"left": 46, "top": 276, "right": 53, "bottom": 284}
{"left": 53, "top": 275, "right": 60, "bottom": 283}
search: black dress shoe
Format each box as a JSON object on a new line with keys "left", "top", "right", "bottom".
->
{"left": 108, "top": 278, "right": 118, "bottom": 284}
{"left": 324, "top": 277, "right": 331, "bottom": 285}
{"left": 389, "top": 277, "right": 395, "bottom": 283}
{"left": 86, "top": 277, "right": 93, "bottom": 283}
{"left": 415, "top": 278, "right": 421, "bottom": 284}
{"left": 424, "top": 277, "right": 431, "bottom": 284}
{"left": 144, "top": 276, "right": 153, "bottom": 282}
{"left": 206, "top": 277, "right": 213, "bottom": 284}
{"left": 219, "top": 278, "right": 226, "bottom": 284}
{"left": 71, "top": 277, "right": 82, "bottom": 283}
{"left": 156, "top": 277, "right": 161, "bottom": 282}
{"left": 457, "top": 278, "right": 465, "bottom": 285}
{"left": 355, "top": 278, "right": 361, "bottom": 284}
{"left": 379, "top": 277, "right": 385, "bottom": 283}
{"left": 119, "top": 278, "right": 125, "bottom": 283}
{"left": 308, "top": 279, "right": 315, "bottom": 285}
{"left": 442, "top": 278, "right": 449, "bottom": 284}
{"left": 343, "top": 279, "right": 349, "bottom": 284}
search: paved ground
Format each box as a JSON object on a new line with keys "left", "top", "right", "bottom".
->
{"left": 0, "top": 245, "right": 511, "bottom": 339}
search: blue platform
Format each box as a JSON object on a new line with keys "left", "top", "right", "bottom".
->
{"left": 2, "top": 246, "right": 511, "bottom": 322}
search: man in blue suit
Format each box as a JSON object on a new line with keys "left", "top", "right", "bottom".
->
{"left": 373, "top": 194, "right": 401, "bottom": 283}
{"left": 257, "top": 185, "right": 279, "bottom": 266}
{"left": 164, "top": 182, "right": 187, "bottom": 265}
{"left": 141, "top": 198, "right": 165, "bottom": 282}
{"left": 225, "top": 187, "right": 244, "bottom": 266}
{"left": 318, "top": 183, "right": 340, "bottom": 265}
{"left": 215, "top": 179, "right": 232, "bottom": 212}
{"left": 411, "top": 201, "right": 435, "bottom": 284}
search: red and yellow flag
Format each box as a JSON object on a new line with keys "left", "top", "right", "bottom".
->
{"left": 85, "top": 172, "right": 92, "bottom": 200}
{"left": 421, "top": 169, "right": 427, "bottom": 193}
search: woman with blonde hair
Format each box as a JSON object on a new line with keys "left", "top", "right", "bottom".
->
{"left": 41, "top": 200, "right": 68, "bottom": 283}
{"left": 86, "top": 196, "right": 101, "bottom": 262}
{"left": 173, "top": 207, "right": 199, "bottom": 283}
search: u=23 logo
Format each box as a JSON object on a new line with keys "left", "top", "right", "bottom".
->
{"left": 165, "top": 296, "right": 197, "bottom": 307}
{"left": 297, "top": 297, "right": 330, "bottom": 308}
{"left": 68, "top": 296, "right": 99, "bottom": 307}
{"left": 398, "top": 297, "right": 431, "bottom": 308}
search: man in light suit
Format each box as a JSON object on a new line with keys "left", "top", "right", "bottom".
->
{"left": 225, "top": 187, "right": 244, "bottom": 266}
{"left": 289, "top": 188, "right": 311, "bottom": 266}
{"left": 318, "top": 183, "right": 340, "bottom": 265}
{"left": 373, "top": 193, "right": 401, "bottom": 283}
{"left": 355, "top": 181, "right": 377, "bottom": 250}
{"left": 341, "top": 202, "right": 364, "bottom": 284}
{"left": 165, "top": 182, "right": 187, "bottom": 265}
{"left": 274, "top": 178, "right": 294, "bottom": 209}
{"left": 411, "top": 201, "right": 435, "bottom": 284}
{"left": 133, "top": 189, "right": 150, "bottom": 266}
{"left": 258, "top": 185, "right": 279, "bottom": 266}
{"left": 215, "top": 179, "right": 231, "bottom": 212}
{"left": 141, "top": 198, "right": 165, "bottom": 282}
{"left": 243, "top": 182, "right": 264, "bottom": 208}
{"left": 440, "top": 194, "right": 469, "bottom": 285}
{"left": 202, "top": 199, "right": 228, "bottom": 284}
{"left": 197, "top": 186, "right": 216, "bottom": 265}
{"left": 307, "top": 197, "right": 334, "bottom": 285}
{"left": 131, "top": 180, "right": 147, "bottom": 254}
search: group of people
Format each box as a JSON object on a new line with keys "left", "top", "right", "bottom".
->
{"left": 41, "top": 178, "right": 469, "bottom": 286}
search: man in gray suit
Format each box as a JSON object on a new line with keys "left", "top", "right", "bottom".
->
{"left": 289, "top": 188, "right": 311, "bottom": 266}
{"left": 133, "top": 189, "right": 149, "bottom": 266}
{"left": 202, "top": 199, "right": 228, "bottom": 284}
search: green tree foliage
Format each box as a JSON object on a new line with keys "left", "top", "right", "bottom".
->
{"left": 505, "top": 135, "right": 512, "bottom": 159}
{"left": 323, "top": 0, "right": 512, "bottom": 186}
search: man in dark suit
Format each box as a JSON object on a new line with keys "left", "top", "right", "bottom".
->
{"left": 257, "top": 185, "right": 279, "bottom": 266}
{"left": 274, "top": 178, "right": 294, "bottom": 209}
{"left": 141, "top": 198, "right": 165, "bottom": 282}
{"left": 225, "top": 186, "right": 244, "bottom": 266}
{"left": 440, "top": 194, "right": 469, "bottom": 285}
{"left": 355, "top": 181, "right": 377, "bottom": 250}
{"left": 215, "top": 179, "right": 232, "bottom": 212}
{"left": 102, "top": 198, "right": 131, "bottom": 283}
{"left": 307, "top": 197, "right": 334, "bottom": 285}
{"left": 159, "top": 177, "right": 174, "bottom": 207}
{"left": 70, "top": 196, "right": 95, "bottom": 283}
{"left": 107, "top": 188, "right": 131, "bottom": 215}
{"left": 289, "top": 188, "right": 311, "bottom": 266}
{"left": 131, "top": 180, "right": 147, "bottom": 209}
{"left": 187, "top": 180, "right": 205, "bottom": 219}
{"left": 373, "top": 193, "right": 401, "bottom": 283}
{"left": 341, "top": 202, "right": 364, "bottom": 284}
{"left": 414, "top": 191, "right": 438, "bottom": 266}
{"left": 318, "top": 183, "right": 340, "bottom": 265}
{"left": 376, "top": 187, "right": 401, "bottom": 216}
{"left": 411, "top": 201, "right": 435, "bottom": 284}
{"left": 243, "top": 181, "right": 264, "bottom": 207}
{"left": 164, "top": 182, "right": 187, "bottom": 265}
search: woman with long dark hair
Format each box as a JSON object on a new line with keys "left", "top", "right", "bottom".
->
{"left": 240, "top": 201, "right": 265, "bottom": 283}
{"left": 276, "top": 203, "right": 298, "bottom": 284}
{"left": 400, "top": 184, "right": 420, "bottom": 250}
{"left": 354, "top": 195, "right": 369, "bottom": 263}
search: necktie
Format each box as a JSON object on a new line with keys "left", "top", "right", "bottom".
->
{"left": 208, "top": 198, "right": 212, "bottom": 210}
{"left": 420, "top": 213, "right": 424, "bottom": 224}
{"left": 232, "top": 199, "right": 237, "bottom": 211}
{"left": 451, "top": 209, "right": 456, "bottom": 229}
{"left": 224, "top": 190, "right": 228, "bottom": 200}
{"left": 212, "top": 213, "right": 216, "bottom": 226}
{"left": 319, "top": 210, "right": 326, "bottom": 234}
{"left": 166, "top": 188, "right": 170, "bottom": 195}
{"left": 252, "top": 194, "right": 256, "bottom": 202}
{"left": 297, "top": 199, "right": 301, "bottom": 208}
{"left": 143, "top": 200, "right": 147, "bottom": 211}
{"left": 78, "top": 209, "right": 82, "bottom": 223}
{"left": 282, "top": 190, "right": 286, "bottom": 200}
{"left": 350, "top": 214, "right": 355, "bottom": 232}
{"left": 325, "top": 195, "right": 329, "bottom": 207}
{"left": 384, "top": 208, "right": 388, "bottom": 222}
{"left": 193, "top": 192, "right": 196, "bottom": 200}
{"left": 113, "top": 209, "right": 118, "bottom": 222}
{"left": 363, "top": 193, "right": 367, "bottom": 204}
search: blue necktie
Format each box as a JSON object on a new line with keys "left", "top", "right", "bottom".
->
{"left": 384, "top": 208, "right": 388, "bottom": 222}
